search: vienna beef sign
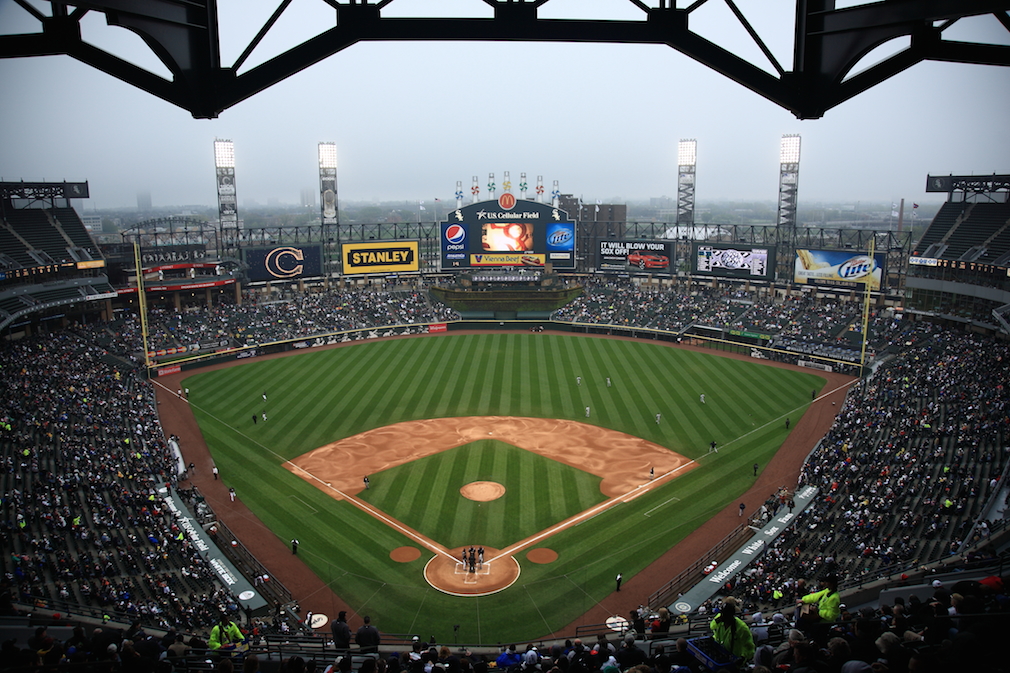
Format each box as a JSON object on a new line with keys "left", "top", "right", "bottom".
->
{"left": 342, "top": 241, "right": 420, "bottom": 275}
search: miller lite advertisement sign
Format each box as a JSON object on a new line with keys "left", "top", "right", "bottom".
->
{"left": 793, "top": 248, "right": 886, "bottom": 289}
{"left": 439, "top": 195, "right": 576, "bottom": 270}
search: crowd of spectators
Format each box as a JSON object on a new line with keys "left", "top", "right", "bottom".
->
{"left": 692, "top": 570, "right": 1008, "bottom": 672}
{"left": 709, "top": 324, "right": 1008, "bottom": 622}
{"left": 553, "top": 280, "right": 899, "bottom": 366}
{"left": 0, "top": 331, "right": 247, "bottom": 634}
{"left": 136, "top": 288, "right": 457, "bottom": 355}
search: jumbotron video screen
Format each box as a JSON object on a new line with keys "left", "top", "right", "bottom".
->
{"left": 693, "top": 243, "right": 775, "bottom": 280}
{"left": 440, "top": 195, "right": 576, "bottom": 270}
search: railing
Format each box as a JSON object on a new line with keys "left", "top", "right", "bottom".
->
{"left": 13, "top": 597, "right": 138, "bottom": 627}
{"left": 208, "top": 510, "right": 295, "bottom": 609}
{"left": 645, "top": 521, "right": 755, "bottom": 609}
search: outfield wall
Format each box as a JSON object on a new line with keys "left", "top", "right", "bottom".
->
{"left": 152, "top": 317, "right": 861, "bottom": 379}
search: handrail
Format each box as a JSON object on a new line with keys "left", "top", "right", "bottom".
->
{"left": 645, "top": 522, "right": 754, "bottom": 609}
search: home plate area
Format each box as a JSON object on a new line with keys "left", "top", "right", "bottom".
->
{"left": 423, "top": 546, "right": 520, "bottom": 596}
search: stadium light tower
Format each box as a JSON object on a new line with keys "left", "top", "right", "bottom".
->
{"left": 214, "top": 139, "right": 240, "bottom": 259}
{"left": 676, "top": 139, "right": 697, "bottom": 225}
{"left": 318, "top": 142, "right": 338, "bottom": 225}
{"left": 318, "top": 142, "right": 338, "bottom": 280}
{"left": 214, "top": 138, "right": 238, "bottom": 230}
{"left": 776, "top": 134, "right": 801, "bottom": 281}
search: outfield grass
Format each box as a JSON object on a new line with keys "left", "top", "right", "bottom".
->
{"left": 185, "top": 333, "right": 824, "bottom": 642}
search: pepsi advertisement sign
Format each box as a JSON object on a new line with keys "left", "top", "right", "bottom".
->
{"left": 439, "top": 198, "right": 576, "bottom": 270}
{"left": 444, "top": 223, "right": 467, "bottom": 250}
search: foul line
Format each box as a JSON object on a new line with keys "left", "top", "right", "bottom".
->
{"left": 701, "top": 378, "right": 858, "bottom": 458}
{"left": 489, "top": 459, "right": 697, "bottom": 564}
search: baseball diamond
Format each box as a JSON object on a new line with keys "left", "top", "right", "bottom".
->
{"left": 160, "top": 331, "right": 845, "bottom": 642}
{"left": 286, "top": 417, "right": 696, "bottom": 595}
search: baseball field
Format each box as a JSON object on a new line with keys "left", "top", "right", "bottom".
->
{"left": 180, "top": 332, "right": 825, "bottom": 642}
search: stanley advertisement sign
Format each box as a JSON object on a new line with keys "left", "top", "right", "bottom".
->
{"left": 342, "top": 240, "right": 420, "bottom": 275}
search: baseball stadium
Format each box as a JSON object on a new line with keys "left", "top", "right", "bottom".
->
{"left": 2, "top": 3, "right": 1010, "bottom": 673}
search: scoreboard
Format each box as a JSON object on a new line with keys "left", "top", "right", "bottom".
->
{"left": 439, "top": 195, "right": 576, "bottom": 270}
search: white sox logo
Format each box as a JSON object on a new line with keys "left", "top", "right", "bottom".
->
{"left": 265, "top": 247, "right": 304, "bottom": 278}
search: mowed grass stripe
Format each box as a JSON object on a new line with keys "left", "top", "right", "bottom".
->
{"left": 486, "top": 445, "right": 510, "bottom": 543}
{"left": 285, "top": 350, "right": 360, "bottom": 445}
{"left": 591, "top": 339, "right": 651, "bottom": 441}
{"left": 337, "top": 342, "right": 416, "bottom": 433}
{"left": 476, "top": 333, "right": 504, "bottom": 414}
{"left": 438, "top": 335, "right": 485, "bottom": 415}
{"left": 413, "top": 336, "right": 458, "bottom": 419}
{"left": 525, "top": 336, "right": 549, "bottom": 415}
{"left": 351, "top": 339, "right": 426, "bottom": 426}
{"left": 545, "top": 336, "right": 579, "bottom": 416}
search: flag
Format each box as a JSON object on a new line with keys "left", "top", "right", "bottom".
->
{"left": 418, "top": 201, "right": 425, "bottom": 211}
{"left": 595, "top": 199, "right": 601, "bottom": 213}
{"left": 891, "top": 202, "right": 898, "bottom": 209}
{"left": 913, "top": 203, "right": 919, "bottom": 208}
{"left": 434, "top": 198, "right": 441, "bottom": 202}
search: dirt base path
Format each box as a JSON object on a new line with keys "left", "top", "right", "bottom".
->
{"left": 154, "top": 330, "right": 854, "bottom": 636}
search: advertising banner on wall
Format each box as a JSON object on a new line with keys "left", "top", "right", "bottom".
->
{"left": 598, "top": 240, "right": 674, "bottom": 273}
{"left": 793, "top": 249, "right": 886, "bottom": 289}
{"left": 693, "top": 243, "right": 775, "bottom": 280}
{"left": 244, "top": 245, "right": 323, "bottom": 282}
{"left": 439, "top": 195, "right": 576, "bottom": 270}
{"left": 341, "top": 240, "right": 420, "bottom": 275}
{"left": 140, "top": 245, "right": 208, "bottom": 266}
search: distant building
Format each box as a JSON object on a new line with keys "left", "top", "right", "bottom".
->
{"left": 81, "top": 214, "right": 102, "bottom": 232}
{"left": 556, "top": 194, "right": 628, "bottom": 272}
{"left": 137, "top": 191, "right": 152, "bottom": 211}
{"left": 300, "top": 188, "right": 316, "bottom": 208}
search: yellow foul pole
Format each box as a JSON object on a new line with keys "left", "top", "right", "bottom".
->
{"left": 133, "top": 242, "right": 151, "bottom": 371}
{"left": 859, "top": 236, "right": 875, "bottom": 378}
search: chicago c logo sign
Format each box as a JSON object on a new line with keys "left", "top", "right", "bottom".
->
{"left": 265, "top": 247, "right": 304, "bottom": 278}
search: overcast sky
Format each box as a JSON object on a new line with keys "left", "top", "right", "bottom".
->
{"left": 1, "top": 0, "right": 1008, "bottom": 210}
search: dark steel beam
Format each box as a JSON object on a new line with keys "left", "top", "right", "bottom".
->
{"left": 3, "top": 0, "right": 1007, "bottom": 119}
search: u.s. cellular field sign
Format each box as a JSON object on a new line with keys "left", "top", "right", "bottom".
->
{"left": 440, "top": 195, "right": 576, "bottom": 270}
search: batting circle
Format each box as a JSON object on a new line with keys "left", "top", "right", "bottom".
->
{"left": 423, "top": 546, "right": 520, "bottom": 597}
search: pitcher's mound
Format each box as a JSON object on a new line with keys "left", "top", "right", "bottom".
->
{"left": 460, "top": 481, "right": 505, "bottom": 501}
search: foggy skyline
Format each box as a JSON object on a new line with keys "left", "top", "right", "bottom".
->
{"left": 1, "top": 1, "right": 1008, "bottom": 211}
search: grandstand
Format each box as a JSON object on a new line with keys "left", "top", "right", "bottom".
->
{"left": 2, "top": 170, "right": 1009, "bottom": 672}
{"left": 0, "top": 182, "right": 115, "bottom": 332}
{"left": 905, "top": 175, "right": 1010, "bottom": 331}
